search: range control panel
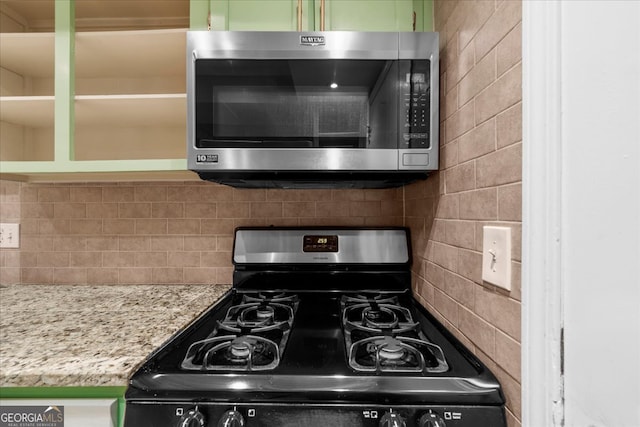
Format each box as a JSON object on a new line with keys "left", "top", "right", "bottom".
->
{"left": 303, "top": 235, "right": 339, "bottom": 252}
{"left": 125, "top": 403, "right": 506, "bottom": 427}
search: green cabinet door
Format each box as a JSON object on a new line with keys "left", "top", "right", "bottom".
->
{"left": 210, "top": 0, "right": 315, "bottom": 31}
{"left": 416, "top": 0, "right": 434, "bottom": 32}
{"left": 317, "top": 0, "right": 415, "bottom": 31}
{"left": 412, "top": 0, "right": 434, "bottom": 32}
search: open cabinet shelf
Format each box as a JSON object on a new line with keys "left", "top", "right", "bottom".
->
{"left": 0, "top": 2, "right": 191, "bottom": 181}
{"left": 0, "top": 30, "right": 55, "bottom": 162}
{"left": 72, "top": 28, "right": 187, "bottom": 164}
{"left": 0, "top": 33, "right": 54, "bottom": 94}
{"left": 0, "top": 96, "right": 54, "bottom": 162}
{"left": 75, "top": 29, "right": 186, "bottom": 95}
{"left": 74, "top": 93, "right": 186, "bottom": 161}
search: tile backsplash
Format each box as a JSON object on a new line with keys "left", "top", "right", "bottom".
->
{"left": 405, "top": 1, "right": 523, "bottom": 426}
{"left": 0, "top": 180, "right": 402, "bottom": 286}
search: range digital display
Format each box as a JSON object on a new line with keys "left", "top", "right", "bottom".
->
{"left": 303, "top": 235, "right": 338, "bottom": 252}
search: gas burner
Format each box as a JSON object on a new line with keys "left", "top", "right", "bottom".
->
{"left": 349, "top": 336, "right": 448, "bottom": 373}
{"left": 254, "top": 305, "right": 275, "bottom": 319}
{"left": 363, "top": 306, "right": 398, "bottom": 329}
{"left": 182, "top": 335, "right": 279, "bottom": 371}
{"left": 229, "top": 338, "right": 252, "bottom": 359}
{"left": 376, "top": 336, "right": 406, "bottom": 360}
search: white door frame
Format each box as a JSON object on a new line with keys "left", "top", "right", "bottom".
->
{"left": 522, "top": 2, "right": 640, "bottom": 426}
{"left": 521, "top": 1, "right": 565, "bottom": 426}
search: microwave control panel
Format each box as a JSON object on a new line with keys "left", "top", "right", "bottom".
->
{"left": 401, "top": 60, "right": 431, "bottom": 149}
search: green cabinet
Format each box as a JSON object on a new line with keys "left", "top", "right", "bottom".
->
{"left": 0, "top": 0, "right": 193, "bottom": 182}
{"left": 208, "top": 0, "right": 433, "bottom": 32}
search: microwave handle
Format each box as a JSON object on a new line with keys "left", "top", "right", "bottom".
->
{"left": 201, "top": 139, "right": 262, "bottom": 146}
{"left": 199, "top": 139, "right": 315, "bottom": 148}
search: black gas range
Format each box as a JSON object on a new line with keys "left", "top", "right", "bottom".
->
{"left": 124, "top": 228, "right": 506, "bottom": 427}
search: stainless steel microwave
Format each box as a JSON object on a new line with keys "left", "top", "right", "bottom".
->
{"left": 187, "top": 31, "right": 439, "bottom": 188}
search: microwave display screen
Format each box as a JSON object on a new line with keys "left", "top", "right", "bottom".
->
{"left": 194, "top": 59, "right": 430, "bottom": 150}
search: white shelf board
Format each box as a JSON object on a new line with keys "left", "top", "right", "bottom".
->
{"left": 0, "top": 158, "right": 189, "bottom": 175}
{"left": 74, "top": 0, "right": 189, "bottom": 31}
{"left": 0, "top": 96, "right": 54, "bottom": 127}
{"left": 75, "top": 29, "right": 187, "bottom": 79}
{"left": 74, "top": 94, "right": 186, "bottom": 126}
{"left": 0, "top": 33, "right": 55, "bottom": 77}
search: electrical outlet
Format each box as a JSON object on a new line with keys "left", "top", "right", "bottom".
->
{"left": 482, "top": 226, "right": 511, "bottom": 291}
{"left": 0, "top": 223, "right": 20, "bottom": 248}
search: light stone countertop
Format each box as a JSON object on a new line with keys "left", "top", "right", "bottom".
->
{"left": 0, "top": 284, "right": 231, "bottom": 388}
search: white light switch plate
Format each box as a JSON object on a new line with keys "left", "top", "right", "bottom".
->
{"left": 0, "top": 223, "right": 20, "bottom": 248}
{"left": 482, "top": 226, "right": 511, "bottom": 291}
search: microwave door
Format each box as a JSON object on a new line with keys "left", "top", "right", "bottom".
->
{"left": 196, "top": 59, "right": 395, "bottom": 151}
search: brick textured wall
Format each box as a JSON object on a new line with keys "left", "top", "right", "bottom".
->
{"left": 408, "top": 1, "right": 522, "bottom": 426}
{"left": 0, "top": 180, "right": 402, "bottom": 286}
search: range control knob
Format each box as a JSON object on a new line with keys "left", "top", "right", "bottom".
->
{"left": 217, "top": 409, "right": 245, "bottom": 427}
{"left": 178, "top": 408, "right": 206, "bottom": 427}
{"left": 418, "top": 411, "right": 446, "bottom": 427}
{"left": 379, "top": 411, "right": 406, "bottom": 427}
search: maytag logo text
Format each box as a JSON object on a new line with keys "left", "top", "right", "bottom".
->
{"left": 300, "top": 35, "right": 325, "bottom": 46}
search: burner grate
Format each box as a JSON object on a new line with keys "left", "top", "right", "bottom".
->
{"left": 182, "top": 334, "right": 281, "bottom": 371}
{"left": 349, "top": 335, "right": 448, "bottom": 373}
{"left": 181, "top": 292, "right": 298, "bottom": 371}
{"left": 341, "top": 294, "right": 449, "bottom": 374}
